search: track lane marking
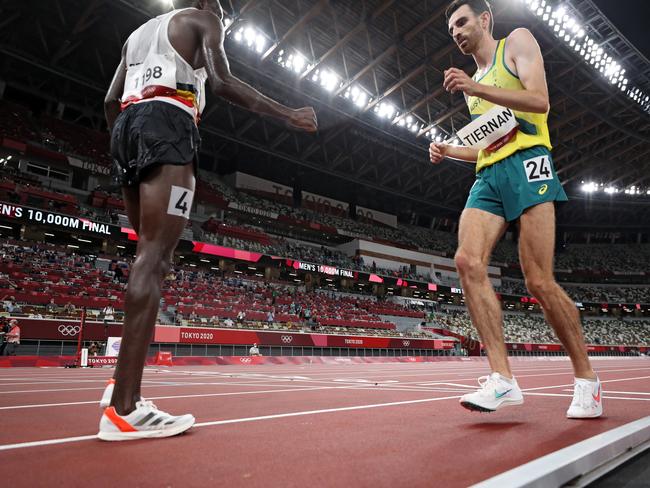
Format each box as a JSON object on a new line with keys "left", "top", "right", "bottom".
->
{"left": 0, "top": 394, "right": 463, "bottom": 451}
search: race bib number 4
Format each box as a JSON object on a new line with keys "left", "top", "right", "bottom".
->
{"left": 123, "top": 53, "right": 177, "bottom": 101}
{"left": 523, "top": 155, "right": 553, "bottom": 182}
{"left": 167, "top": 186, "right": 194, "bottom": 218}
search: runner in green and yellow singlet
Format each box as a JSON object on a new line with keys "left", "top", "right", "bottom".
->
{"left": 429, "top": 0, "right": 602, "bottom": 418}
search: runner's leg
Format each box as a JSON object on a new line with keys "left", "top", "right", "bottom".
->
{"left": 518, "top": 202, "right": 595, "bottom": 379}
{"left": 110, "top": 163, "right": 195, "bottom": 415}
{"left": 455, "top": 208, "right": 510, "bottom": 376}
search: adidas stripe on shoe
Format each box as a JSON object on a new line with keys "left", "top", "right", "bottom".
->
{"left": 98, "top": 400, "right": 195, "bottom": 441}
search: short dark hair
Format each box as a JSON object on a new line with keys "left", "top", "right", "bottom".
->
{"left": 445, "top": 0, "right": 494, "bottom": 35}
{"left": 172, "top": 0, "right": 200, "bottom": 8}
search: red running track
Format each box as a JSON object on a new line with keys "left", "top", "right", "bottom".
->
{"left": 0, "top": 357, "right": 649, "bottom": 487}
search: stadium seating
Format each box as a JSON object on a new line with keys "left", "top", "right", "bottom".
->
{"left": 434, "top": 308, "right": 650, "bottom": 346}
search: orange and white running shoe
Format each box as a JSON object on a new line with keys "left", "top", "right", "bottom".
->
{"left": 99, "top": 378, "right": 145, "bottom": 409}
{"left": 98, "top": 400, "right": 195, "bottom": 441}
{"left": 99, "top": 378, "right": 115, "bottom": 408}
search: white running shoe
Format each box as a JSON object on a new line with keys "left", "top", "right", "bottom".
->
{"left": 99, "top": 378, "right": 115, "bottom": 408}
{"left": 98, "top": 400, "right": 195, "bottom": 441}
{"left": 460, "top": 372, "right": 524, "bottom": 412}
{"left": 566, "top": 377, "right": 603, "bottom": 419}
{"left": 99, "top": 379, "right": 145, "bottom": 409}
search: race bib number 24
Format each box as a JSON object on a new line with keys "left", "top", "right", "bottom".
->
{"left": 523, "top": 155, "right": 553, "bottom": 182}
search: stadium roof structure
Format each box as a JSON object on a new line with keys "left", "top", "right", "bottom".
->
{"left": 1, "top": 0, "right": 649, "bottom": 229}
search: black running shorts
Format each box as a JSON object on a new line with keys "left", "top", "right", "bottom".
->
{"left": 110, "top": 101, "right": 201, "bottom": 187}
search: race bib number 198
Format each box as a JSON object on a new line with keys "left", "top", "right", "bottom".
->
{"left": 123, "top": 53, "right": 177, "bottom": 100}
{"left": 523, "top": 155, "right": 553, "bottom": 182}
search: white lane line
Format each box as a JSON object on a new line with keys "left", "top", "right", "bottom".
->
{"left": 0, "top": 380, "right": 108, "bottom": 386}
{"left": 148, "top": 366, "right": 650, "bottom": 383}
{"left": 0, "top": 385, "right": 341, "bottom": 410}
{"left": 0, "top": 381, "right": 313, "bottom": 395}
{"left": 0, "top": 435, "right": 98, "bottom": 451}
{"left": 0, "top": 382, "right": 450, "bottom": 410}
{"left": 520, "top": 375, "right": 650, "bottom": 394}
{"left": 0, "top": 362, "right": 643, "bottom": 383}
{"left": 2, "top": 369, "right": 647, "bottom": 398}
{"left": 0, "top": 394, "right": 462, "bottom": 452}
{"left": 154, "top": 367, "right": 650, "bottom": 389}
{"left": 598, "top": 390, "right": 650, "bottom": 396}
{"left": 524, "top": 392, "right": 650, "bottom": 402}
{"left": 0, "top": 387, "right": 111, "bottom": 395}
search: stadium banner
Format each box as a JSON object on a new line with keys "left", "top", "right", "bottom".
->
{"left": 287, "top": 259, "right": 356, "bottom": 279}
{"left": 301, "top": 191, "right": 349, "bottom": 216}
{"left": 506, "top": 343, "right": 634, "bottom": 354}
{"left": 0, "top": 201, "right": 120, "bottom": 237}
{"left": 67, "top": 155, "right": 111, "bottom": 175}
{"left": 105, "top": 336, "right": 122, "bottom": 357}
{"left": 227, "top": 201, "right": 279, "bottom": 220}
{"left": 172, "top": 326, "right": 454, "bottom": 349}
{"left": 1, "top": 355, "right": 506, "bottom": 368}
{"left": 15, "top": 320, "right": 451, "bottom": 350}
{"left": 2, "top": 137, "right": 27, "bottom": 152}
{"left": 233, "top": 172, "right": 293, "bottom": 199}
{"left": 17, "top": 320, "right": 640, "bottom": 354}
{"left": 356, "top": 205, "right": 398, "bottom": 228}
{"left": 87, "top": 356, "right": 119, "bottom": 366}
{"left": 16, "top": 319, "right": 123, "bottom": 341}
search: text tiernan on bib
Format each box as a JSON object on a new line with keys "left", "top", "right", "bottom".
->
{"left": 457, "top": 105, "right": 519, "bottom": 150}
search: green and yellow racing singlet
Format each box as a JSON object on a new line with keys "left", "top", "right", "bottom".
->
{"left": 466, "top": 38, "right": 552, "bottom": 173}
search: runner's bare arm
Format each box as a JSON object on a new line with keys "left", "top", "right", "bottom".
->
{"left": 197, "top": 11, "right": 317, "bottom": 132}
{"left": 430, "top": 143, "right": 479, "bottom": 164}
{"left": 104, "top": 43, "right": 128, "bottom": 132}
{"left": 444, "top": 29, "right": 549, "bottom": 114}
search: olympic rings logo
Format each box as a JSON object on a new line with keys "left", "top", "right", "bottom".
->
{"left": 240, "top": 357, "right": 252, "bottom": 363}
{"left": 58, "top": 325, "right": 81, "bottom": 336}
{"left": 402, "top": 340, "right": 411, "bottom": 347}
{"left": 281, "top": 335, "right": 293, "bottom": 344}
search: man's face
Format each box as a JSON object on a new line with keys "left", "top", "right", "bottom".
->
{"left": 447, "top": 4, "right": 486, "bottom": 55}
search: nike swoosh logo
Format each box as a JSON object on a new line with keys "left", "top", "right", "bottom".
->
{"left": 593, "top": 385, "right": 601, "bottom": 403}
{"left": 495, "top": 389, "right": 512, "bottom": 399}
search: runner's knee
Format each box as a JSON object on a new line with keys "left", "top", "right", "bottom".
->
{"left": 525, "top": 275, "right": 555, "bottom": 300}
{"left": 454, "top": 249, "right": 486, "bottom": 280}
{"left": 132, "top": 247, "right": 173, "bottom": 282}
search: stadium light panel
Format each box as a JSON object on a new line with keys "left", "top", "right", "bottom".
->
{"left": 376, "top": 102, "right": 396, "bottom": 119}
{"left": 319, "top": 70, "right": 340, "bottom": 92}
{"left": 353, "top": 92, "right": 368, "bottom": 107}
{"left": 581, "top": 182, "right": 597, "bottom": 193}
{"left": 523, "top": 2, "right": 649, "bottom": 113}
{"left": 255, "top": 34, "right": 267, "bottom": 53}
